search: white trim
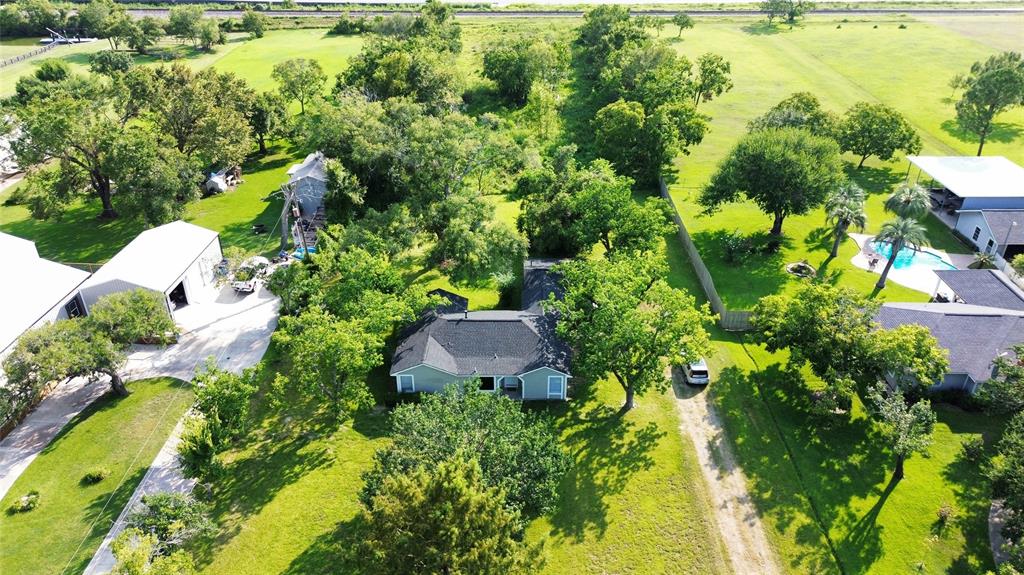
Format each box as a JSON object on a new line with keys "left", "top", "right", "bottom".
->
{"left": 519, "top": 366, "right": 571, "bottom": 379}
{"left": 397, "top": 374, "right": 415, "bottom": 393}
{"left": 390, "top": 363, "right": 458, "bottom": 377}
{"left": 547, "top": 375, "right": 565, "bottom": 399}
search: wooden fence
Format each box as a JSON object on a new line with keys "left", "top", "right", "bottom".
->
{"left": 0, "top": 42, "right": 57, "bottom": 69}
{"left": 659, "top": 178, "right": 753, "bottom": 332}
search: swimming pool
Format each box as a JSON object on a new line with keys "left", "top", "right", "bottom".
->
{"left": 871, "top": 241, "right": 957, "bottom": 271}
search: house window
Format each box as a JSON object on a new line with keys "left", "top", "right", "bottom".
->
{"left": 64, "top": 294, "right": 85, "bottom": 319}
{"left": 398, "top": 375, "right": 414, "bottom": 393}
{"left": 479, "top": 376, "right": 495, "bottom": 391}
{"left": 547, "top": 376, "right": 564, "bottom": 399}
{"left": 986, "top": 239, "right": 995, "bottom": 254}
{"left": 972, "top": 227, "right": 981, "bottom": 241}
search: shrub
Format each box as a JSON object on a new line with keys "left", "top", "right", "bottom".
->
{"left": 8, "top": 490, "right": 40, "bottom": 513}
{"left": 81, "top": 467, "right": 110, "bottom": 485}
{"left": 936, "top": 502, "right": 956, "bottom": 526}
{"left": 1012, "top": 254, "right": 1024, "bottom": 276}
{"left": 127, "top": 492, "right": 215, "bottom": 551}
{"left": 722, "top": 230, "right": 750, "bottom": 263}
{"left": 177, "top": 415, "right": 217, "bottom": 480}
{"left": 960, "top": 436, "right": 986, "bottom": 462}
{"left": 192, "top": 359, "right": 259, "bottom": 447}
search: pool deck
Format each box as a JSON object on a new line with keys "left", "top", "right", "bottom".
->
{"left": 849, "top": 233, "right": 975, "bottom": 295}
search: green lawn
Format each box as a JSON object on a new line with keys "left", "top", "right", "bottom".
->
{"left": 0, "top": 377, "right": 194, "bottom": 575}
{"left": 659, "top": 226, "right": 1005, "bottom": 574}
{"left": 525, "top": 379, "right": 730, "bottom": 574}
{"left": 0, "top": 142, "right": 303, "bottom": 263}
{"left": 666, "top": 15, "right": 1023, "bottom": 309}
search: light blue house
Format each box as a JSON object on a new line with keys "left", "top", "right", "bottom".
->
{"left": 389, "top": 260, "right": 571, "bottom": 401}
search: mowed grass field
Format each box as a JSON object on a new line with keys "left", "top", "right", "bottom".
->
{"left": 0, "top": 378, "right": 194, "bottom": 575}
{"left": 667, "top": 14, "right": 1024, "bottom": 308}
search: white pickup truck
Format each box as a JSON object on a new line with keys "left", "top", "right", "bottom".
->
{"left": 231, "top": 256, "right": 270, "bottom": 293}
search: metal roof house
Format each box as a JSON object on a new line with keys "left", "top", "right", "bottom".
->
{"left": 79, "top": 221, "right": 223, "bottom": 317}
{"left": 0, "top": 232, "right": 90, "bottom": 370}
{"left": 390, "top": 260, "right": 571, "bottom": 401}
{"left": 908, "top": 156, "right": 1024, "bottom": 211}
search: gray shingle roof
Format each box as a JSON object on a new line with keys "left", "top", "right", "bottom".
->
{"left": 876, "top": 303, "right": 1024, "bottom": 382}
{"left": 522, "top": 259, "right": 565, "bottom": 314}
{"left": 935, "top": 269, "right": 1024, "bottom": 312}
{"left": 390, "top": 311, "right": 570, "bottom": 376}
{"left": 981, "top": 210, "right": 1024, "bottom": 245}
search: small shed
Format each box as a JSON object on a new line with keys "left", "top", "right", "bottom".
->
{"left": 80, "top": 221, "right": 223, "bottom": 316}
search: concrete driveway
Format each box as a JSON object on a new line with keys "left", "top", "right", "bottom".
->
{"left": 0, "top": 285, "right": 279, "bottom": 502}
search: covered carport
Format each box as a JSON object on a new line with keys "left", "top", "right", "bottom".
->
{"left": 907, "top": 155, "right": 1024, "bottom": 213}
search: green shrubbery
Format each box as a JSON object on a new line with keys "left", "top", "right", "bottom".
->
{"left": 81, "top": 467, "right": 110, "bottom": 485}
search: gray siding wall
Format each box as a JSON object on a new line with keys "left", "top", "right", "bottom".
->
{"left": 961, "top": 197, "right": 1024, "bottom": 211}
{"left": 395, "top": 365, "right": 458, "bottom": 394}
{"left": 522, "top": 367, "right": 568, "bottom": 400}
{"left": 394, "top": 365, "right": 570, "bottom": 401}
{"left": 81, "top": 280, "right": 155, "bottom": 312}
{"left": 930, "top": 373, "right": 974, "bottom": 392}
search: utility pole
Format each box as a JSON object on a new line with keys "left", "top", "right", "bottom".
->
{"left": 278, "top": 183, "right": 293, "bottom": 254}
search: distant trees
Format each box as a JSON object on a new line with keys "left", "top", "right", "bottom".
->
{"left": 482, "top": 36, "right": 569, "bottom": 105}
{"left": 339, "top": 37, "right": 463, "bottom": 113}
{"left": 241, "top": 8, "right": 267, "bottom": 39}
{"left": 574, "top": 6, "right": 648, "bottom": 80}
{"left": 548, "top": 253, "right": 714, "bottom": 411}
{"left": 594, "top": 98, "right": 707, "bottom": 185}
{"left": 954, "top": 51, "right": 1024, "bottom": 156}
{"left": 837, "top": 102, "right": 922, "bottom": 168}
{"left": 272, "top": 58, "right": 326, "bottom": 114}
{"left": 361, "top": 457, "right": 542, "bottom": 575}
{"left": 873, "top": 217, "right": 929, "bottom": 289}
{"left": 700, "top": 127, "right": 846, "bottom": 236}
{"left": 761, "top": 0, "right": 816, "bottom": 24}
{"left": 167, "top": 5, "right": 204, "bottom": 47}
{"left": 673, "top": 13, "right": 694, "bottom": 37}
{"left": 824, "top": 182, "right": 867, "bottom": 258}
{"left": 748, "top": 92, "right": 838, "bottom": 137}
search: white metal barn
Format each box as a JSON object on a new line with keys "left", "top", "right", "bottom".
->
{"left": 0, "top": 232, "right": 90, "bottom": 368}
{"left": 80, "top": 221, "right": 223, "bottom": 316}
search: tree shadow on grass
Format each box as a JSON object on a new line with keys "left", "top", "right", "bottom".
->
{"left": 190, "top": 414, "right": 340, "bottom": 567}
{"left": 539, "top": 396, "right": 666, "bottom": 542}
{"left": 940, "top": 118, "right": 1024, "bottom": 146}
{"left": 281, "top": 514, "right": 369, "bottom": 575}
{"left": 937, "top": 407, "right": 1006, "bottom": 574}
{"left": 64, "top": 467, "right": 149, "bottom": 574}
{"left": 689, "top": 228, "right": 791, "bottom": 308}
{"left": 714, "top": 362, "right": 892, "bottom": 573}
{"left": 741, "top": 22, "right": 785, "bottom": 36}
{"left": 845, "top": 164, "right": 904, "bottom": 194}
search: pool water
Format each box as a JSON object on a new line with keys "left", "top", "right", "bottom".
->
{"left": 871, "top": 241, "right": 957, "bottom": 271}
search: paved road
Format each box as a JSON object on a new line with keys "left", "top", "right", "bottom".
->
{"left": 126, "top": 6, "right": 1024, "bottom": 18}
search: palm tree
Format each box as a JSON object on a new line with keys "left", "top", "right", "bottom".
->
{"left": 884, "top": 183, "right": 930, "bottom": 219}
{"left": 874, "top": 218, "right": 929, "bottom": 289}
{"left": 825, "top": 183, "right": 867, "bottom": 258}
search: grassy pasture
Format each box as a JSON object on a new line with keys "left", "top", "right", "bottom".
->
{"left": 666, "top": 15, "right": 1023, "bottom": 308}
{"left": 0, "top": 378, "right": 194, "bottom": 575}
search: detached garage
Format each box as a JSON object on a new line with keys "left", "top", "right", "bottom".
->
{"left": 80, "top": 221, "right": 223, "bottom": 317}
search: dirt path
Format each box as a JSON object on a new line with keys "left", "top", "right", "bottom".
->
{"left": 670, "top": 367, "right": 781, "bottom": 575}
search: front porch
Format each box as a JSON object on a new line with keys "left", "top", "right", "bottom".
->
{"left": 478, "top": 375, "right": 524, "bottom": 400}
